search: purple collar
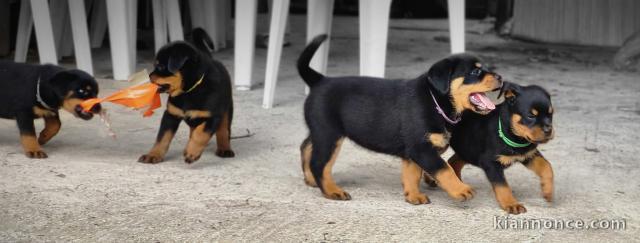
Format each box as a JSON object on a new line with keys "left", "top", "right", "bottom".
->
{"left": 429, "top": 90, "right": 461, "bottom": 124}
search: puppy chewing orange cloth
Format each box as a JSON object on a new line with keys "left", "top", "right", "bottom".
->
{"left": 80, "top": 70, "right": 162, "bottom": 117}
{"left": 80, "top": 82, "right": 161, "bottom": 117}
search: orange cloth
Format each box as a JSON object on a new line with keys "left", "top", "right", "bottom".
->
{"left": 80, "top": 82, "right": 161, "bottom": 117}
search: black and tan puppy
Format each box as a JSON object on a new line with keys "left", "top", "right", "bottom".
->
{"left": 0, "top": 61, "right": 101, "bottom": 158}
{"left": 423, "top": 82, "right": 555, "bottom": 214}
{"left": 298, "top": 35, "right": 503, "bottom": 204}
{"left": 138, "top": 28, "right": 234, "bottom": 164}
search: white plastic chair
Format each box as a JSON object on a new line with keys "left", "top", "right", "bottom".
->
{"left": 15, "top": 0, "right": 93, "bottom": 74}
{"left": 189, "top": 0, "right": 231, "bottom": 51}
{"left": 259, "top": 0, "right": 466, "bottom": 109}
{"left": 103, "top": 0, "right": 183, "bottom": 80}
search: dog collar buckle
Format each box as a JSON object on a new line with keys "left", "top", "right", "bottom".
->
{"left": 429, "top": 90, "right": 461, "bottom": 125}
{"left": 36, "top": 77, "right": 54, "bottom": 110}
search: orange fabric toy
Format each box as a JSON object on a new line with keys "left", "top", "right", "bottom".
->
{"left": 80, "top": 82, "right": 161, "bottom": 117}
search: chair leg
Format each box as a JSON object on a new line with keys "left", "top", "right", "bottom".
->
{"left": 152, "top": 0, "right": 167, "bottom": 52}
{"left": 305, "top": 0, "right": 334, "bottom": 94}
{"left": 189, "top": 0, "right": 205, "bottom": 31}
{"left": 106, "top": 0, "right": 133, "bottom": 80}
{"left": 358, "top": 0, "right": 391, "bottom": 78}
{"left": 89, "top": 0, "right": 107, "bottom": 48}
{"left": 68, "top": 0, "right": 94, "bottom": 75}
{"left": 233, "top": 0, "right": 257, "bottom": 91}
{"left": 262, "top": 0, "right": 290, "bottom": 109}
{"left": 49, "top": 0, "right": 67, "bottom": 58}
{"left": 447, "top": 0, "right": 465, "bottom": 53}
{"left": 15, "top": 0, "right": 33, "bottom": 63}
{"left": 30, "top": 0, "right": 58, "bottom": 65}
{"left": 165, "top": 0, "right": 183, "bottom": 42}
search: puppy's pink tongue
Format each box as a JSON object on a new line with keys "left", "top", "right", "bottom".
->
{"left": 471, "top": 93, "right": 496, "bottom": 110}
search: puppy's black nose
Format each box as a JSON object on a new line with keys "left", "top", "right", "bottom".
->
{"left": 494, "top": 74, "right": 502, "bottom": 81}
{"left": 543, "top": 125, "right": 553, "bottom": 134}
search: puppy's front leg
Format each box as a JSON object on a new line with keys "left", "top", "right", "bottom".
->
{"left": 483, "top": 163, "right": 527, "bottom": 214}
{"left": 139, "top": 112, "right": 181, "bottom": 163}
{"left": 16, "top": 112, "right": 47, "bottom": 158}
{"left": 401, "top": 159, "right": 430, "bottom": 204}
{"left": 412, "top": 143, "right": 474, "bottom": 201}
{"left": 523, "top": 151, "right": 554, "bottom": 202}
{"left": 38, "top": 115, "right": 61, "bottom": 145}
{"left": 183, "top": 116, "right": 219, "bottom": 163}
{"left": 423, "top": 154, "right": 467, "bottom": 187}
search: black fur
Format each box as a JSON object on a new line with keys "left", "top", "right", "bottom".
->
{"left": 297, "top": 34, "right": 327, "bottom": 87}
{"left": 0, "top": 61, "right": 101, "bottom": 158}
{"left": 191, "top": 27, "right": 215, "bottom": 56}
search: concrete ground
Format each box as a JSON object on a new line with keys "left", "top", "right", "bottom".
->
{"left": 1, "top": 16, "right": 639, "bottom": 242}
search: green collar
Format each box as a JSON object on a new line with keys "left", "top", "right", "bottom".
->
{"left": 184, "top": 74, "right": 205, "bottom": 93}
{"left": 498, "top": 118, "right": 531, "bottom": 148}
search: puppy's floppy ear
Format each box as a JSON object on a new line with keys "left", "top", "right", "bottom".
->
{"left": 48, "top": 71, "right": 75, "bottom": 98}
{"left": 498, "top": 81, "right": 522, "bottom": 100}
{"left": 426, "top": 58, "right": 453, "bottom": 95}
{"left": 168, "top": 55, "right": 188, "bottom": 74}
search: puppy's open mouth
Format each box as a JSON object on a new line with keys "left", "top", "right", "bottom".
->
{"left": 469, "top": 92, "right": 495, "bottom": 113}
{"left": 157, "top": 84, "right": 170, "bottom": 93}
{"left": 74, "top": 105, "right": 94, "bottom": 120}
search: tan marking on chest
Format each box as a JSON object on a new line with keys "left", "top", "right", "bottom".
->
{"left": 33, "top": 106, "right": 57, "bottom": 118}
{"left": 496, "top": 149, "right": 537, "bottom": 166}
{"left": 184, "top": 110, "right": 211, "bottom": 119}
{"left": 166, "top": 103, "right": 211, "bottom": 119}
{"left": 167, "top": 103, "right": 185, "bottom": 118}
{"left": 427, "top": 132, "right": 450, "bottom": 150}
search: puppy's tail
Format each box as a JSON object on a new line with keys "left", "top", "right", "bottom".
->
{"left": 297, "top": 34, "right": 328, "bottom": 87}
{"left": 192, "top": 27, "right": 215, "bottom": 56}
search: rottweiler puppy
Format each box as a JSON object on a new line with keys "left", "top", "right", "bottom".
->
{"left": 138, "top": 28, "right": 234, "bottom": 164}
{"left": 298, "top": 35, "right": 503, "bottom": 204}
{"left": 422, "top": 82, "right": 555, "bottom": 214}
{"left": 0, "top": 61, "right": 101, "bottom": 158}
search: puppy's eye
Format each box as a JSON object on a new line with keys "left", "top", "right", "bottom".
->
{"left": 470, "top": 68, "right": 486, "bottom": 78}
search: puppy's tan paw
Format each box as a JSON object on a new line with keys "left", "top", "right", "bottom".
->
{"left": 445, "top": 182, "right": 475, "bottom": 201}
{"left": 138, "top": 154, "right": 164, "bottom": 164}
{"left": 25, "top": 150, "right": 48, "bottom": 159}
{"left": 215, "top": 149, "right": 235, "bottom": 158}
{"left": 323, "top": 190, "right": 352, "bottom": 200}
{"left": 501, "top": 202, "right": 527, "bottom": 215}
{"left": 405, "top": 192, "right": 430, "bottom": 205}
{"left": 183, "top": 150, "right": 202, "bottom": 164}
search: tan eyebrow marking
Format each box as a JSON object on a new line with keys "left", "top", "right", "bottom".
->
{"left": 531, "top": 109, "right": 539, "bottom": 116}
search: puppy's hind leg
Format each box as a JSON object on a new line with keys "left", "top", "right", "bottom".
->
{"left": 215, "top": 111, "right": 235, "bottom": 158}
{"left": 310, "top": 134, "right": 350, "bottom": 200}
{"left": 300, "top": 136, "right": 317, "bottom": 187}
